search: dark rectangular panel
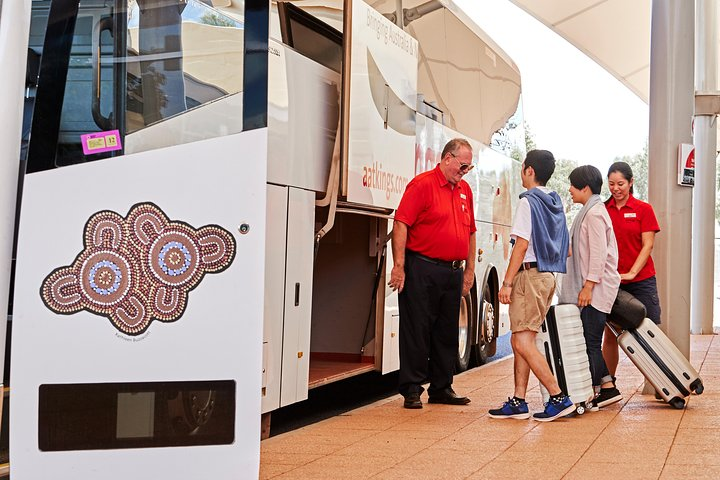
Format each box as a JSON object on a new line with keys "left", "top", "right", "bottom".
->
{"left": 38, "top": 380, "right": 235, "bottom": 451}
{"left": 242, "top": 0, "right": 269, "bottom": 130}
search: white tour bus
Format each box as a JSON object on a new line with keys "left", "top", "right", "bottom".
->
{"left": 1, "top": 0, "right": 524, "bottom": 478}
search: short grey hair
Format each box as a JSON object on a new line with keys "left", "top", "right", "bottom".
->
{"left": 441, "top": 138, "right": 472, "bottom": 159}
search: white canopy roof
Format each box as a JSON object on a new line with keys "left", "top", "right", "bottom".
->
{"left": 509, "top": 0, "right": 651, "bottom": 103}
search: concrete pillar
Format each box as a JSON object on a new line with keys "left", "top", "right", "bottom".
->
{"left": 691, "top": 0, "right": 718, "bottom": 335}
{"left": 0, "top": 0, "right": 31, "bottom": 419}
{"left": 648, "top": 0, "right": 694, "bottom": 358}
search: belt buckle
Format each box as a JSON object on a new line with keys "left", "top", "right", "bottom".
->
{"left": 451, "top": 260, "right": 463, "bottom": 270}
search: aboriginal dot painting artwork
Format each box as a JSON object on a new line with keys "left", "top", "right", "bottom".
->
{"left": 40, "top": 202, "right": 236, "bottom": 336}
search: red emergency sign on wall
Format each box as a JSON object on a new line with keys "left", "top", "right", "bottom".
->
{"left": 678, "top": 143, "right": 695, "bottom": 187}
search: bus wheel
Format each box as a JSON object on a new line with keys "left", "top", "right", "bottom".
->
{"left": 473, "top": 281, "right": 497, "bottom": 364}
{"left": 456, "top": 294, "right": 472, "bottom": 372}
{"left": 483, "top": 280, "right": 499, "bottom": 357}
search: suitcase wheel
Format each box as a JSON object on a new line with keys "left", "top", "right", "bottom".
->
{"left": 669, "top": 397, "right": 686, "bottom": 410}
{"left": 691, "top": 380, "right": 704, "bottom": 395}
{"left": 575, "top": 404, "right": 586, "bottom": 415}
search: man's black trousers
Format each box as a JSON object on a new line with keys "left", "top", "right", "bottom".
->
{"left": 398, "top": 253, "right": 463, "bottom": 396}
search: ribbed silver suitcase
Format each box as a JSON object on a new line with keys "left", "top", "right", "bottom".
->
{"left": 613, "top": 318, "right": 704, "bottom": 409}
{"left": 536, "top": 304, "right": 595, "bottom": 414}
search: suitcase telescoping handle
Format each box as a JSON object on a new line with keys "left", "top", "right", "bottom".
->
{"left": 606, "top": 321, "right": 622, "bottom": 338}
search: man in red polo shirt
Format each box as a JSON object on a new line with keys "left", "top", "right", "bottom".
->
{"left": 388, "top": 138, "right": 476, "bottom": 409}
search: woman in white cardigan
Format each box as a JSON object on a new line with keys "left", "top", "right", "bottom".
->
{"left": 559, "top": 165, "right": 622, "bottom": 410}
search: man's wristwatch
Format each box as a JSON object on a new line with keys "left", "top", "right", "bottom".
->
{"left": 502, "top": 281, "right": 512, "bottom": 288}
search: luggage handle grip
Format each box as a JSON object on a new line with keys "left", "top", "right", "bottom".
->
{"left": 606, "top": 321, "right": 622, "bottom": 338}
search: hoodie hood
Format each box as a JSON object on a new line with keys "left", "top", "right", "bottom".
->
{"left": 519, "top": 188, "right": 569, "bottom": 273}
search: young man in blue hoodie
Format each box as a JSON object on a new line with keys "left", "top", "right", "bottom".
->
{"left": 489, "top": 149, "right": 574, "bottom": 422}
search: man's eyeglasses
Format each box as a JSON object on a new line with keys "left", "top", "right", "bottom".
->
{"left": 449, "top": 153, "right": 475, "bottom": 172}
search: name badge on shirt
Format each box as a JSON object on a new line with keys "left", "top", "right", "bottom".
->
{"left": 624, "top": 213, "right": 637, "bottom": 218}
{"left": 460, "top": 193, "right": 467, "bottom": 200}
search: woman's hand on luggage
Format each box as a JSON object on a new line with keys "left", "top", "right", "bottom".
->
{"left": 620, "top": 271, "right": 637, "bottom": 281}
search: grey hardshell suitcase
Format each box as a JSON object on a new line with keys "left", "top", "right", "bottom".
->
{"left": 613, "top": 318, "right": 704, "bottom": 409}
{"left": 536, "top": 304, "right": 595, "bottom": 415}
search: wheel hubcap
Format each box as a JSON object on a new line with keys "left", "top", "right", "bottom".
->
{"left": 482, "top": 297, "right": 495, "bottom": 343}
{"left": 458, "top": 297, "right": 469, "bottom": 359}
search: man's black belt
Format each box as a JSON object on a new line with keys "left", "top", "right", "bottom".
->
{"left": 520, "top": 262, "right": 538, "bottom": 271}
{"left": 408, "top": 251, "right": 464, "bottom": 270}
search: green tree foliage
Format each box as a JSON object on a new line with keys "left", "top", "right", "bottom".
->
{"left": 546, "top": 157, "right": 579, "bottom": 225}
{"left": 200, "top": 12, "right": 236, "bottom": 27}
{"left": 524, "top": 121, "right": 536, "bottom": 153}
{"left": 517, "top": 123, "right": 659, "bottom": 226}
{"left": 510, "top": 145, "right": 524, "bottom": 163}
{"left": 522, "top": 122, "right": 578, "bottom": 223}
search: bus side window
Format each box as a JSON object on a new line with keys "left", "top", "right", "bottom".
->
{"left": 278, "top": 2, "right": 342, "bottom": 73}
{"left": 135, "top": 0, "right": 188, "bottom": 125}
{"left": 26, "top": 0, "right": 250, "bottom": 170}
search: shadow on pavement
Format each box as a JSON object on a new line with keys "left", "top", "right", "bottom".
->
{"left": 270, "top": 333, "right": 512, "bottom": 436}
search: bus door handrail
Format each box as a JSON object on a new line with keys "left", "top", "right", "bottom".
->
{"left": 314, "top": 85, "right": 342, "bottom": 258}
{"left": 91, "top": 16, "right": 115, "bottom": 131}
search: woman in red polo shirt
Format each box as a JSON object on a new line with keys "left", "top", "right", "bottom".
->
{"left": 602, "top": 161, "right": 661, "bottom": 376}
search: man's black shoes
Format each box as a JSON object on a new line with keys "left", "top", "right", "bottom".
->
{"left": 403, "top": 392, "right": 422, "bottom": 409}
{"left": 403, "top": 388, "right": 471, "bottom": 408}
{"left": 427, "top": 388, "right": 471, "bottom": 405}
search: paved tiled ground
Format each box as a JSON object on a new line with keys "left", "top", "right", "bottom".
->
{"left": 260, "top": 335, "right": 720, "bottom": 479}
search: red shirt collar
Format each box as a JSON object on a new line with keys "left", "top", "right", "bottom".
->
{"left": 607, "top": 194, "right": 639, "bottom": 209}
{"left": 433, "top": 164, "right": 467, "bottom": 189}
{"left": 433, "top": 164, "right": 450, "bottom": 187}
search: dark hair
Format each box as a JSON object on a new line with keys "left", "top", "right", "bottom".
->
{"left": 523, "top": 149, "right": 555, "bottom": 185}
{"left": 441, "top": 138, "right": 472, "bottom": 158}
{"left": 569, "top": 165, "right": 603, "bottom": 194}
{"left": 607, "top": 161, "right": 634, "bottom": 194}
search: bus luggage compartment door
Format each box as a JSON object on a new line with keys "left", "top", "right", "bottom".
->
{"left": 262, "top": 185, "right": 315, "bottom": 412}
{"left": 11, "top": 130, "right": 268, "bottom": 480}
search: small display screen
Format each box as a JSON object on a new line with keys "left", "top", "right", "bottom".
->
{"left": 38, "top": 380, "right": 235, "bottom": 451}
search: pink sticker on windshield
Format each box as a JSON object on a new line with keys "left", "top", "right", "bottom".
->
{"left": 81, "top": 130, "right": 122, "bottom": 155}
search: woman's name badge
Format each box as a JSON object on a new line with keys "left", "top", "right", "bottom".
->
{"left": 624, "top": 213, "right": 637, "bottom": 218}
